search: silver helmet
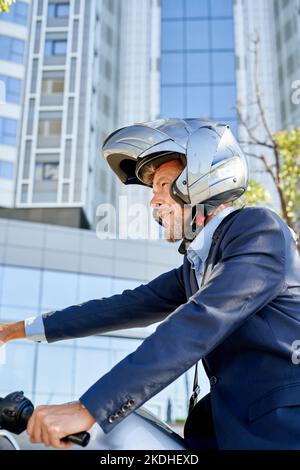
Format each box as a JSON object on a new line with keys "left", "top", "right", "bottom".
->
{"left": 102, "top": 118, "right": 248, "bottom": 216}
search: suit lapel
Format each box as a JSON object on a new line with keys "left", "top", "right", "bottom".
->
{"left": 187, "top": 208, "right": 244, "bottom": 294}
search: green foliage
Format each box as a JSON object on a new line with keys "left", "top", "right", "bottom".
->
{"left": 0, "top": 0, "right": 15, "bottom": 12}
{"left": 274, "top": 128, "right": 300, "bottom": 223}
{"left": 236, "top": 128, "right": 300, "bottom": 239}
{"left": 234, "top": 179, "right": 272, "bottom": 209}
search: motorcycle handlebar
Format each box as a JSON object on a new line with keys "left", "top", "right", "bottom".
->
{"left": 0, "top": 391, "right": 90, "bottom": 448}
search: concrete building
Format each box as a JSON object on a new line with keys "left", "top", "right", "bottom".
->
{"left": 0, "top": 0, "right": 121, "bottom": 230}
{"left": 0, "top": 0, "right": 31, "bottom": 208}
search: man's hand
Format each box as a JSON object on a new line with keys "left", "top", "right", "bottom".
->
{"left": 27, "top": 401, "right": 96, "bottom": 449}
{"left": 0, "top": 322, "right": 26, "bottom": 347}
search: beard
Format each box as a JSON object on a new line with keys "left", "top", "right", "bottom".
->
{"left": 152, "top": 206, "right": 184, "bottom": 242}
{"left": 164, "top": 216, "right": 185, "bottom": 243}
{"left": 153, "top": 204, "right": 205, "bottom": 243}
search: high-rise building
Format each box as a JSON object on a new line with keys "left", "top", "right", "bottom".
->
{"left": 159, "top": 0, "right": 239, "bottom": 402}
{"left": 117, "top": 0, "right": 160, "bottom": 127}
{"left": 1, "top": 0, "right": 121, "bottom": 229}
{"left": 272, "top": 0, "right": 300, "bottom": 129}
{"left": 116, "top": 0, "right": 161, "bottom": 236}
{"left": 0, "top": 0, "right": 30, "bottom": 208}
{"left": 160, "top": 0, "right": 238, "bottom": 135}
{"left": 234, "top": 0, "right": 300, "bottom": 208}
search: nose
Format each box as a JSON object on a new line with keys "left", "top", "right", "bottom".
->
{"left": 150, "top": 192, "right": 164, "bottom": 208}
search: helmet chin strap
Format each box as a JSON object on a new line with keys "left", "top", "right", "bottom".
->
{"left": 178, "top": 205, "right": 205, "bottom": 254}
{"left": 178, "top": 202, "right": 221, "bottom": 254}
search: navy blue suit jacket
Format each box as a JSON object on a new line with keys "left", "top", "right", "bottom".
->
{"left": 42, "top": 207, "right": 300, "bottom": 449}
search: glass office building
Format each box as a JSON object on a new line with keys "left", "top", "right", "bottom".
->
{"left": 0, "top": 217, "right": 190, "bottom": 425}
{"left": 160, "top": 0, "right": 238, "bottom": 136}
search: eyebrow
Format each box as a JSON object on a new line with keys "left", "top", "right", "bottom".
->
{"left": 152, "top": 175, "right": 172, "bottom": 191}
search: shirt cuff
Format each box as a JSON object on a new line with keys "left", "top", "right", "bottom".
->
{"left": 24, "top": 316, "right": 47, "bottom": 342}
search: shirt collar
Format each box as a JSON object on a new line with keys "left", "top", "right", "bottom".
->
{"left": 186, "top": 206, "right": 238, "bottom": 270}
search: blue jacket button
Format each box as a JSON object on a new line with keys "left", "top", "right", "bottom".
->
{"left": 210, "top": 376, "right": 218, "bottom": 386}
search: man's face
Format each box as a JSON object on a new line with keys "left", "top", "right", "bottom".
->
{"left": 150, "top": 160, "right": 190, "bottom": 242}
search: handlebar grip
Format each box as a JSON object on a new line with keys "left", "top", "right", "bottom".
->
{"left": 62, "top": 431, "right": 90, "bottom": 447}
{"left": 21, "top": 399, "right": 90, "bottom": 447}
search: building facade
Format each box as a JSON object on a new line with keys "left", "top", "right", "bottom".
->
{"left": 0, "top": 0, "right": 30, "bottom": 208}
{"left": 234, "top": 0, "right": 300, "bottom": 209}
{"left": 10, "top": 0, "right": 120, "bottom": 229}
{"left": 160, "top": 0, "right": 238, "bottom": 135}
{"left": 0, "top": 216, "right": 195, "bottom": 426}
{"left": 273, "top": 0, "right": 300, "bottom": 129}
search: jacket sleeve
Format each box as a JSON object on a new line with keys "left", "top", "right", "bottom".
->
{"left": 79, "top": 207, "right": 286, "bottom": 433}
{"left": 42, "top": 264, "right": 187, "bottom": 342}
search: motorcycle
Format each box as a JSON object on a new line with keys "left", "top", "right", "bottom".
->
{"left": 0, "top": 391, "right": 188, "bottom": 450}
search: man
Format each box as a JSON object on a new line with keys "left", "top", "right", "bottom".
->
{"left": 0, "top": 118, "right": 300, "bottom": 450}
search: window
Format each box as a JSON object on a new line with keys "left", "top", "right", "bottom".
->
{"left": 48, "top": 2, "right": 70, "bottom": 18}
{"left": 280, "top": 101, "right": 286, "bottom": 124}
{"left": 0, "top": 35, "right": 25, "bottom": 64}
{"left": 210, "top": 0, "right": 233, "bottom": 18}
{"left": 102, "top": 93, "right": 110, "bottom": 116}
{"left": 287, "top": 53, "right": 294, "bottom": 76}
{"left": 284, "top": 19, "right": 293, "bottom": 42}
{"left": 78, "top": 273, "right": 113, "bottom": 303}
{"left": 106, "top": 25, "right": 113, "bottom": 46}
{"left": 1, "top": 266, "right": 41, "bottom": 309}
{"left": 185, "top": 0, "right": 209, "bottom": 17}
{"left": 35, "top": 162, "right": 59, "bottom": 181}
{"left": 161, "top": 86, "right": 184, "bottom": 117}
{"left": 41, "top": 270, "right": 78, "bottom": 310}
{"left": 0, "top": 75, "right": 21, "bottom": 103}
{"left": 0, "top": 341, "right": 35, "bottom": 393}
{"left": 104, "top": 59, "right": 112, "bottom": 80}
{"left": 161, "top": 53, "right": 184, "bottom": 84}
{"left": 212, "top": 52, "right": 236, "bottom": 84}
{"left": 0, "top": 160, "right": 14, "bottom": 179}
{"left": 161, "top": 21, "right": 184, "bottom": 51}
{"left": 42, "top": 78, "right": 64, "bottom": 95}
{"left": 186, "top": 86, "right": 211, "bottom": 117}
{"left": 0, "top": 1, "right": 28, "bottom": 25}
{"left": 276, "top": 31, "right": 281, "bottom": 50}
{"left": 45, "top": 39, "right": 67, "bottom": 56}
{"left": 186, "top": 20, "right": 209, "bottom": 50}
{"left": 278, "top": 64, "right": 284, "bottom": 85}
{"left": 211, "top": 19, "right": 234, "bottom": 49}
{"left": 0, "top": 117, "right": 17, "bottom": 146}
{"left": 186, "top": 52, "right": 210, "bottom": 84}
{"left": 212, "top": 85, "right": 236, "bottom": 118}
{"left": 38, "top": 119, "right": 62, "bottom": 136}
{"left": 36, "top": 343, "right": 74, "bottom": 396}
{"left": 161, "top": 0, "right": 184, "bottom": 19}
{"left": 274, "top": 0, "right": 279, "bottom": 17}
